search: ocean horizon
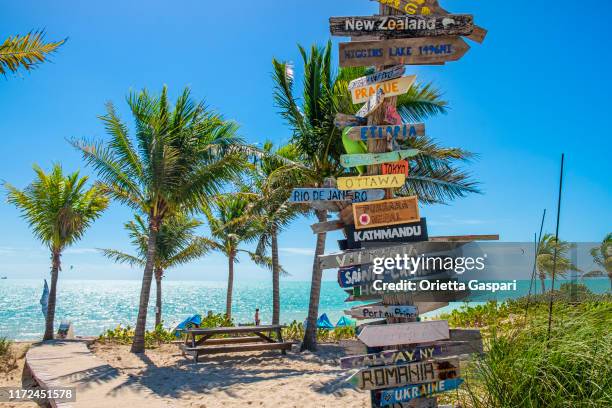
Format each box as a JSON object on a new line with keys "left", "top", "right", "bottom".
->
{"left": 1, "top": 278, "right": 608, "bottom": 340}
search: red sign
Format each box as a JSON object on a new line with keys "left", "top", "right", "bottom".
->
{"left": 382, "top": 160, "right": 409, "bottom": 176}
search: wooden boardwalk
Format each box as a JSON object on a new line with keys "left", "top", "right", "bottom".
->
{"left": 26, "top": 340, "right": 170, "bottom": 408}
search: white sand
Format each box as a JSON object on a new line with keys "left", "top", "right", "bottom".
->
{"left": 91, "top": 342, "right": 371, "bottom": 408}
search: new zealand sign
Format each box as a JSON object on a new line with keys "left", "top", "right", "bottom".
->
{"left": 339, "top": 37, "right": 470, "bottom": 68}
{"left": 353, "top": 196, "right": 420, "bottom": 230}
{"left": 346, "top": 218, "right": 428, "bottom": 246}
{"left": 329, "top": 14, "right": 474, "bottom": 38}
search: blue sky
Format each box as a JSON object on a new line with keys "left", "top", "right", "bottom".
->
{"left": 1, "top": 0, "right": 610, "bottom": 282}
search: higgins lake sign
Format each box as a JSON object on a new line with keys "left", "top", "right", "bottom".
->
{"left": 337, "top": 174, "right": 406, "bottom": 190}
{"left": 339, "top": 37, "right": 470, "bottom": 67}
{"left": 347, "top": 358, "right": 460, "bottom": 390}
{"left": 289, "top": 188, "right": 385, "bottom": 203}
{"left": 350, "top": 75, "right": 416, "bottom": 104}
{"left": 345, "top": 123, "right": 425, "bottom": 141}
{"left": 353, "top": 196, "right": 420, "bottom": 229}
{"left": 346, "top": 218, "right": 428, "bottom": 246}
{"left": 329, "top": 14, "right": 474, "bottom": 38}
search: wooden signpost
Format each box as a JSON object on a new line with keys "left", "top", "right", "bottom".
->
{"left": 348, "top": 65, "right": 405, "bottom": 91}
{"left": 356, "top": 87, "right": 386, "bottom": 118}
{"left": 346, "top": 284, "right": 470, "bottom": 303}
{"left": 346, "top": 304, "right": 418, "bottom": 320}
{"left": 330, "top": 14, "right": 474, "bottom": 38}
{"left": 353, "top": 196, "right": 420, "bottom": 229}
{"left": 358, "top": 320, "right": 449, "bottom": 348}
{"left": 310, "top": 219, "right": 344, "bottom": 234}
{"left": 377, "top": 378, "right": 464, "bottom": 407}
{"left": 382, "top": 160, "right": 409, "bottom": 176}
{"left": 289, "top": 188, "right": 385, "bottom": 203}
{"left": 384, "top": 104, "right": 402, "bottom": 125}
{"left": 341, "top": 149, "right": 419, "bottom": 168}
{"left": 346, "top": 218, "right": 428, "bottom": 247}
{"left": 335, "top": 113, "right": 367, "bottom": 128}
{"left": 337, "top": 174, "right": 406, "bottom": 190}
{"left": 339, "top": 37, "right": 470, "bottom": 68}
{"left": 347, "top": 357, "right": 460, "bottom": 390}
{"left": 345, "top": 123, "right": 425, "bottom": 141}
{"left": 351, "top": 75, "right": 416, "bottom": 104}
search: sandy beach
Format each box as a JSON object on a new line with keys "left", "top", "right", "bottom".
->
{"left": 0, "top": 342, "right": 41, "bottom": 408}
{"left": 90, "top": 342, "right": 370, "bottom": 408}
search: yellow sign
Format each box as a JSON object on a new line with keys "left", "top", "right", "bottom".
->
{"left": 351, "top": 75, "right": 416, "bottom": 104}
{"left": 337, "top": 174, "right": 406, "bottom": 190}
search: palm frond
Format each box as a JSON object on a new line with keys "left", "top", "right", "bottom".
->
{"left": 0, "top": 31, "right": 66, "bottom": 75}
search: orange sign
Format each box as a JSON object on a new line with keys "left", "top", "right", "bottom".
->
{"left": 382, "top": 160, "right": 409, "bottom": 177}
{"left": 352, "top": 196, "right": 420, "bottom": 230}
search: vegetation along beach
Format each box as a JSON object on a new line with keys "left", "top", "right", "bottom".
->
{"left": 1, "top": 1, "right": 610, "bottom": 407}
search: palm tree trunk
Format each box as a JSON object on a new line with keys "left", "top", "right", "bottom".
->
{"left": 130, "top": 218, "right": 159, "bottom": 353}
{"left": 540, "top": 274, "right": 546, "bottom": 294}
{"left": 271, "top": 226, "right": 280, "bottom": 326}
{"left": 226, "top": 251, "right": 235, "bottom": 319}
{"left": 43, "top": 251, "right": 61, "bottom": 341}
{"left": 154, "top": 268, "right": 163, "bottom": 328}
{"left": 301, "top": 209, "right": 327, "bottom": 352}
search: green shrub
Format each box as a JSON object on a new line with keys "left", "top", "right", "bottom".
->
{"left": 0, "top": 337, "right": 11, "bottom": 357}
{"left": 281, "top": 320, "right": 356, "bottom": 342}
{"left": 98, "top": 323, "right": 175, "bottom": 348}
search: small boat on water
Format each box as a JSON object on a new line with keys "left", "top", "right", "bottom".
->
{"left": 0, "top": 276, "right": 7, "bottom": 279}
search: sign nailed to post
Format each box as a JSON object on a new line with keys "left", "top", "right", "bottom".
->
{"left": 346, "top": 123, "right": 425, "bottom": 141}
{"left": 346, "top": 304, "right": 418, "bottom": 320}
{"left": 337, "top": 174, "right": 406, "bottom": 190}
{"left": 340, "top": 149, "right": 419, "bottom": 168}
{"left": 289, "top": 188, "right": 385, "bottom": 203}
{"left": 351, "top": 75, "right": 416, "bottom": 104}
{"left": 346, "top": 218, "right": 428, "bottom": 246}
{"left": 378, "top": 378, "right": 464, "bottom": 407}
{"left": 329, "top": 14, "right": 474, "bottom": 38}
{"left": 382, "top": 160, "right": 409, "bottom": 176}
{"left": 348, "top": 65, "right": 405, "bottom": 91}
{"left": 339, "top": 36, "right": 470, "bottom": 68}
{"left": 358, "top": 320, "right": 450, "bottom": 348}
{"left": 352, "top": 196, "right": 420, "bottom": 229}
{"left": 356, "top": 88, "right": 385, "bottom": 118}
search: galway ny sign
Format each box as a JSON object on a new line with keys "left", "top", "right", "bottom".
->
{"left": 347, "top": 358, "right": 460, "bottom": 390}
{"left": 352, "top": 196, "right": 420, "bottom": 229}
{"left": 288, "top": 188, "right": 385, "bottom": 203}
{"left": 329, "top": 14, "right": 474, "bottom": 38}
{"left": 378, "top": 378, "right": 464, "bottom": 406}
{"left": 337, "top": 174, "right": 406, "bottom": 190}
{"left": 346, "top": 218, "right": 428, "bottom": 246}
{"left": 345, "top": 123, "right": 425, "bottom": 141}
{"left": 351, "top": 75, "right": 416, "bottom": 104}
{"left": 339, "top": 37, "right": 470, "bottom": 68}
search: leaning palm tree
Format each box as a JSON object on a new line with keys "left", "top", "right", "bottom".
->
{"left": 536, "top": 234, "right": 580, "bottom": 293}
{"left": 272, "top": 41, "right": 480, "bottom": 351}
{"left": 203, "top": 193, "right": 271, "bottom": 320}
{"left": 584, "top": 233, "right": 612, "bottom": 290}
{"left": 4, "top": 164, "right": 108, "bottom": 340}
{"left": 73, "top": 86, "right": 256, "bottom": 353}
{"left": 0, "top": 31, "right": 65, "bottom": 75}
{"left": 101, "top": 213, "right": 212, "bottom": 327}
{"left": 248, "top": 141, "right": 304, "bottom": 325}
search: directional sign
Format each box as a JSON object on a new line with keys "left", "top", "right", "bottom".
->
{"left": 346, "top": 279, "right": 469, "bottom": 303}
{"left": 348, "top": 358, "right": 460, "bottom": 390}
{"left": 351, "top": 75, "right": 416, "bottom": 104}
{"left": 348, "top": 65, "right": 405, "bottom": 91}
{"left": 341, "top": 149, "right": 419, "bottom": 168}
{"left": 310, "top": 219, "right": 344, "bottom": 234}
{"left": 337, "top": 174, "right": 406, "bottom": 191}
{"left": 346, "top": 218, "right": 428, "bottom": 246}
{"left": 356, "top": 88, "right": 385, "bottom": 118}
{"left": 319, "top": 241, "right": 464, "bottom": 269}
{"left": 358, "top": 320, "right": 449, "bottom": 347}
{"left": 330, "top": 14, "right": 474, "bottom": 38}
{"left": 382, "top": 160, "right": 409, "bottom": 176}
{"left": 353, "top": 196, "right": 420, "bottom": 230}
{"left": 289, "top": 188, "right": 385, "bottom": 203}
{"left": 378, "top": 378, "right": 464, "bottom": 406}
{"left": 339, "top": 37, "right": 470, "bottom": 68}
{"left": 334, "top": 113, "right": 366, "bottom": 128}
{"left": 346, "top": 305, "right": 418, "bottom": 320}
{"left": 345, "top": 123, "right": 425, "bottom": 141}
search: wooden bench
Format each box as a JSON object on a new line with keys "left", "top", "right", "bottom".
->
{"left": 180, "top": 325, "right": 292, "bottom": 362}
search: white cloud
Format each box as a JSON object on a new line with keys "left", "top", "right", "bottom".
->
{"left": 279, "top": 247, "right": 315, "bottom": 256}
{"left": 428, "top": 218, "right": 487, "bottom": 226}
{"left": 64, "top": 248, "right": 99, "bottom": 255}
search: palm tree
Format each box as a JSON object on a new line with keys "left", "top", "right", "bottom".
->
{"left": 203, "top": 193, "right": 271, "bottom": 320}
{"left": 4, "top": 164, "right": 108, "bottom": 340}
{"left": 272, "top": 41, "right": 480, "bottom": 351}
{"left": 585, "top": 233, "right": 612, "bottom": 290}
{"left": 1, "top": 31, "right": 65, "bottom": 75}
{"left": 248, "top": 141, "right": 304, "bottom": 325}
{"left": 101, "top": 213, "right": 212, "bottom": 327}
{"left": 536, "top": 234, "right": 580, "bottom": 293}
{"left": 73, "top": 86, "right": 256, "bottom": 353}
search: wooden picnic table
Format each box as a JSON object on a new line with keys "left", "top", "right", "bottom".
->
{"left": 179, "top": 325, "right": 292, "bottom": 362}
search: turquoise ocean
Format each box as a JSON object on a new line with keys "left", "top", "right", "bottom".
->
{"left": 0, "top": 278, "right": 609, "bottom": 340}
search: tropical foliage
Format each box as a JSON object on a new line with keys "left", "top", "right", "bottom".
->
{"left": 585, "top": 233, "right": 612, "bottom": 290}
{"left": 4, "top": 164, "right": 108, "bottom": 340}
{"left": 536, "top": 234, "right": 580, "bottom": 293}
{"left": 73, "top": 86, "right": 256, "bottom": 353}
{"left": 0, "top": 31, "right": 65, "bottom": 75}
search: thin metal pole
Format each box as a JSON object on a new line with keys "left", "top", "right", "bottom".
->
{"left": 547, "top": 154, "right": 564, "bottom": 341}
{"left": 524, "top": 208, "right": 546, "bottom": 322}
